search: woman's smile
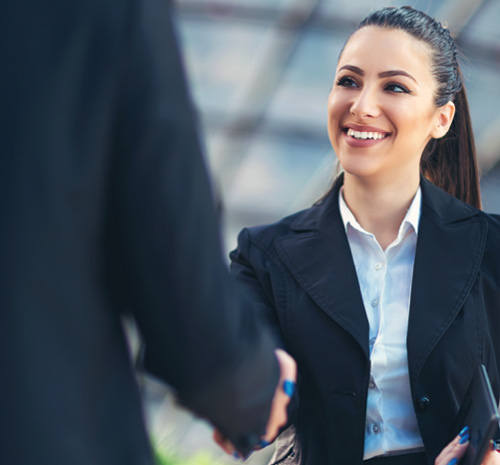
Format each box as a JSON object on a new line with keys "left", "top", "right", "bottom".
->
{"left": 342, "top": 123, "right": 391, "bottom": 147}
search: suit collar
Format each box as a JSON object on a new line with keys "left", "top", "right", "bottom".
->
{"left": 277, "top": 175, "right": 370, "bottom": 356}
{"left": 289, "top": 174, "right": 480, "bottom": 232}
{"left": 418, "top": 176, "right": 480, "bottom": 225}
{"left": 287, "top": 178, "right": 342, "bottom": 232}
{"left": 276, "top": 175, "right": 487, "bottom": 368}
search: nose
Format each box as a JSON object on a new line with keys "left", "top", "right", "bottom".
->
{"left": 350, "top": 86, "right": 379, "bottom": 118}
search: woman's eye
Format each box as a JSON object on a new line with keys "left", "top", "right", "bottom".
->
{"left": 385, "top": 82, "right": 411, "bottom": 94}
{"left": 336, "top": 76, "right": 358, "bottom": 88}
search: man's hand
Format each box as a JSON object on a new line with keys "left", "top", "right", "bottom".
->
{"left": 213, "top": 348, "right": 297, "bottom": 457}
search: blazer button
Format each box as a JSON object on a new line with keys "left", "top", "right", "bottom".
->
{"left": 417, "top": 396, "right": 431, "bottom": 411}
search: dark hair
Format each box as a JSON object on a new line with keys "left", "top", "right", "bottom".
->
{"left": 339, "top": 6, "right": 481, "bottom": 208}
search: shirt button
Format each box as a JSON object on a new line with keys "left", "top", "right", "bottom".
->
{"left": 371, "top": 298, "right": 379, "bottom": 307}
{"left": 369, "top": 381, "right": 376, "bottom": 389}
{"left": 374, "top": 262, "right": 383, "bottom": 270}
{"left": 372, "top": 424, "right": 381, "bottom": 433}
{"left": 369, "top": 337, "right": 377, "bottom": 346}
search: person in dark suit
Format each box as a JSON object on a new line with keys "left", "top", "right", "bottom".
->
{"left": 0, "top": 0, "right": 296, "bottom": 464}
{"left": 228, "top": 6, "right": 500, "bottom": 465}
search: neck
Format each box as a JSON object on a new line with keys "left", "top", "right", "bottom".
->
{"left": 342, "top": 172, "right": 420, "bottom": 250}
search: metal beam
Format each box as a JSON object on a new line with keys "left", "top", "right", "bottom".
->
{"left": 204, "top": 0, "right": 322, "bottom": 180}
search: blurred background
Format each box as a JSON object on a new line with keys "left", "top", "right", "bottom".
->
{"left": 144, "top": 0, "right": 500, "bottom": 463}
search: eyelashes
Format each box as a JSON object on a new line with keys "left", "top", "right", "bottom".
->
{"left": 336, "top": 76, "right": 357, "bottom": 88}
{"left": 335, "top": 76, "right": 412, "bottom": 94}
{"left": 384, "top": 82, "right": 411, "bottom": 94}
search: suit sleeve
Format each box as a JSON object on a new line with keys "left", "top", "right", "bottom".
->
{"left": 105, "top": 0, "right": 279, "bottom": 452}
{"left": 230, "top": 228, "right": 300, "bottom": 430}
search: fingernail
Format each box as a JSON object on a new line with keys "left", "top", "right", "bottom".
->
{"left": 459, "top": 433, "right": 470, "bottom": 445}
{"left": 283, "top": 379, "right": 295, "bottom": 397}
{"left": 459, "top": 426, "right": 470, "bottom": 437}
{"left": 448, "top": 458, "right": 458, "bottom": 465}
{"left": 259, "top": 439, "right": 271, "bottom": 448}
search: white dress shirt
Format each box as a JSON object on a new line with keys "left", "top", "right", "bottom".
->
{"left": 339, "top": 187, "right": 425, "bottom": 460}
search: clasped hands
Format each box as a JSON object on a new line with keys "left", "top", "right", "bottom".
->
{"left": 213, "top": 348, "right": 297, "bottom": 458}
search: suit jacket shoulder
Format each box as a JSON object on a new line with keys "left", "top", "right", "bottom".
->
{"left": 239, "top": 178, "right": 344, "bottom": 254}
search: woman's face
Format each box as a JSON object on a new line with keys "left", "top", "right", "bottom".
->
{"left": 327, "top": 26, "right": 454, "bottom": 184}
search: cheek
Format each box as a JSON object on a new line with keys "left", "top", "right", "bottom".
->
{"left": 389, "top": 101, "right": 437, "bottom": 135}
{"left": 328, "top": 92, "right": 345, "bottom": 116}
{"left": 327, "top": 94, "right": 344, "bottom": 136}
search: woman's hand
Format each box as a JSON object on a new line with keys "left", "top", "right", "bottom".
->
{"left": 435, "top": 427, "right": 500, "bottom": 465}
{"left": 213, "top": 348, "right": 297, "bottom": 458}
{"left": 435, "top": 427, "right": 470, "bottom": 465}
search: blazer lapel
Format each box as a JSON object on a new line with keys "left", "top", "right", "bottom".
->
{"left": 407, "top": 178, "right": 488, "bottom": 386}
{"left": 275, "top": 177, "right": 370, "bottom": 358}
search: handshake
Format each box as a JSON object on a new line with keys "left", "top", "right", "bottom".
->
{"left": 213, "top": 349, "right": 297, "bottom": 459}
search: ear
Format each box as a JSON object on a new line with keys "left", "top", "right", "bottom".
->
{"left": 431, "top": 100, "right": 455, "bottom": 139}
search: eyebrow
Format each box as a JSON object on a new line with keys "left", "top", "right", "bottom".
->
{"left": 338, "top": 65, "right": 417, "bottom": 83}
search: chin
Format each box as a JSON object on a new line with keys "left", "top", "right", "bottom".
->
{"left": 338, "top": 158, "right": 380, "bottom": 179}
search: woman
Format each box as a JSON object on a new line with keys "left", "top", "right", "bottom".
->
{"left": 227, "top": 6, "right": 500, "bottom": 465}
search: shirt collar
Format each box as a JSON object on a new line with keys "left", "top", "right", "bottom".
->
{"left": 339, "top": 186, "right": 421, "bottom": 237}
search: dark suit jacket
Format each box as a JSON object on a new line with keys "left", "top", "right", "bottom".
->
{"left": 230, "top": 175, "right": 500, "bottom": 465}
{"left": 0, "top": 0, "right": 278, "bottom": 463}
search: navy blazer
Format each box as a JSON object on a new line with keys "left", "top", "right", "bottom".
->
{"left": 230, "top": 176, "right": 500, "bottom": 465}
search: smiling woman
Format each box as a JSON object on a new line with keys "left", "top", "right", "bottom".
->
{"left": 327, "top": 25, "right": 458, "bottom": 249}
{"left": 224, "top": 5, "right": 500, "bottom": 465}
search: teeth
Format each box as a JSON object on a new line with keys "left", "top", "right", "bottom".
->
{"left": 347, "top": 129, "right": 386, "bottom": 140}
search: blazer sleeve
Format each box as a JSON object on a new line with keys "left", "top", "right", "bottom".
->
{"left": 105, "top": 0, "right": 279, "bottom": 452}
{"left": 230, "top": 228, "right": 301, "bottom": 430}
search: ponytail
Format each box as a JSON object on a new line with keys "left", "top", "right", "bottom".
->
{"left": 421, "top": 83, "right": 481, "bottom": 209}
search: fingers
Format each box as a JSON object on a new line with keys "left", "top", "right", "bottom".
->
{"left": 435, "top": 427, "right": 470, "bottom": 465}
{"left": 275, "top": 349, "right": 297, "bottom": 383}
{"left": 257, "top": 349, "right": 297, "bottom": 445}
